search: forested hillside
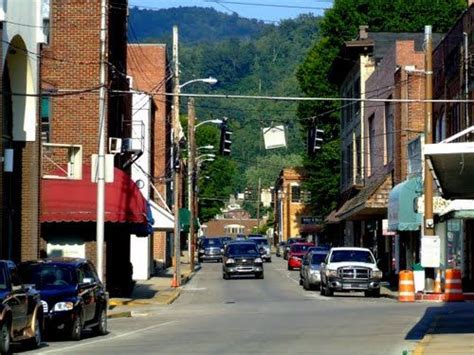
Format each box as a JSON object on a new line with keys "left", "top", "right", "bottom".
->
{"left": 129, "top": 7, "right": 321, "bottom": 220}
{"left": 129, "top": 7, "right": 269, "bottom": 44}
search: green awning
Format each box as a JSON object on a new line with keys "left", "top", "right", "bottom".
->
{"left": 388, "top": 177, "right": 422, "bottom": 231}
{"left": 178, "top": 208, "right": 199, "bottom": 233}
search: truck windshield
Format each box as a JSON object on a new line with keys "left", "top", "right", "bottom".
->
{"left": 330, "top": 250, "right": 375, "bottom": 263}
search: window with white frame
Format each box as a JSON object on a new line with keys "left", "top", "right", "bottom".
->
{"left": 368, "top": 114, "right": 376, "bottom": 175}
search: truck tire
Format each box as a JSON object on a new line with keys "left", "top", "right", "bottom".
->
{"left": 365, "top": 289, "right": 380, "bottom": 298}
{"left": 323, "top": 284, "right": 333, "bottom": 297}
{"left": 0, "top": 322, "right": 10, "bottom": 355}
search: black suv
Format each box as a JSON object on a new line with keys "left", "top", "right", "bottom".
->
{"left": 222, "top": 242, "right": 264, "bottom": 279}
{"left": 198, "top": 238, "right": 224, "bottom": 263}
{"left": 0, "top": 260, "right": 43, "bottom": 353}
{"left": 18, "top": 258, "right": 108, "bottom": 340}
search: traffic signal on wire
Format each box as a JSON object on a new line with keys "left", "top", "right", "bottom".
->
{"left": 219, "top": 117, "right": 232, "bottom": 156}
{"left": 307, "top": 126, "right": 324, "bottom": 156}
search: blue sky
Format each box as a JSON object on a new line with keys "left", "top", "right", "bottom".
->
{"left": 129, "top": 0, "right": 333, "bottom": 23}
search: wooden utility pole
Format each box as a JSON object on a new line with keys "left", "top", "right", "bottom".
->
{"left": 188, "top": 98, "right": 196, "bottom": 272}
{"left": 172, "top": 25, "right": 181, "bottom": 288}
{"left": 424, "top": 25, "right": 434, "bottom": 237}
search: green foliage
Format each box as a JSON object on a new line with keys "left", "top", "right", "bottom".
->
{"left": 297, "top": 0, "right": 466, "bottom": 218}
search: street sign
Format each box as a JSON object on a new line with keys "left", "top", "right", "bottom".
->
{"left": 301, "top": 216, "right": 320, "bottom": 225}
{"left": 421, "top": 235, "right": 441, "bottom": 268}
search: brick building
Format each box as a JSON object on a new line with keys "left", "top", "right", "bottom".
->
{"left": 127, "top": 43, "right": 174, "bottom": 277}
{"left": 39, "top": 0, "right": 150, "bottom": 296}
{"left": 327, "top": 27, "right": 433, "bottom": 277}
{"left": 202, "top": 218, "right": 258, "bottom": 237}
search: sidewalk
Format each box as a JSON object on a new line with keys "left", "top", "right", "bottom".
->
{"left": 108, "top": 260, "right": 199, "bottom": 319}
{"left": 412, "top": 304, "right": 474, "bottom": 354}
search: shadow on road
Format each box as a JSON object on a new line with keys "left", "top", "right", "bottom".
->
{"left": 405, "top": 302, "right": 474, "bottom": 340}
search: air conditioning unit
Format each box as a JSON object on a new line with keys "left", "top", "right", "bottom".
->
{"left": 108, "top": 137, "right": 122, "bottom": 154}
{"left": 122, "top": 138, "right": 143, "bottom": 154}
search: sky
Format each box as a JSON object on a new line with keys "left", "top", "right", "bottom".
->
{"left": 129, "top": 0, "right": 333, "bottom": 23}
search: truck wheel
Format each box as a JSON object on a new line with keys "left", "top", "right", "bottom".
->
{"left": 223, "top": 272, "right": 229, "bottom": 280}
{"left": 0, "top": 323, "right": 10, "bottom": 355}
{"left": 324, "top": 284, "right": 333, "bottom": 297}
{"left": 92, "top": 307, "right": 107, "bottom": 336}
{"left": 25, "top": 317, "right": 42, "bottom": 349}
{"left": 69, "top": 313, "right": 82, "bottom": 341}
{"left": 303, "top": 278, "right": 310, "bottom": 290}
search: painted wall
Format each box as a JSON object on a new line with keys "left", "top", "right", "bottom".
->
{"left": 1, "top": 0, "right": 47, "bottom": 141}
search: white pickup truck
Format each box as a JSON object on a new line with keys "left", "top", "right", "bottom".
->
{"left": 319, "top": 247, "right": 382, "bottom": 297}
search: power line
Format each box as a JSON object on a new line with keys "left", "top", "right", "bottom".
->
{"left": 204, "top": 0, "right": 330, "bottom": 11}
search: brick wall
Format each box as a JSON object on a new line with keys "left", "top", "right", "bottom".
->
{"left": 203, "top": 219, "right": 258, "bottom": 237}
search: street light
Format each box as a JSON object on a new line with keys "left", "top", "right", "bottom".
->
{"left": 196, "top": 153, "right": 216, "bottom": 160}
{"left": 195, "top": 119, "right": 223, "bottom": 129}
{"left": 197, "top": 145, "right": 214, "bottom": 151}
{"left": 179, "top": 77, "right": 218, "bottom": 90}
{"left": 172, "top": 27, "right": 218, "bottom": 287}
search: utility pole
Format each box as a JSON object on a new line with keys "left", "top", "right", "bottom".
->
{"left": 172, "top": 26, "right": 181, "bottom": 288}
{"left": 424, "top": 25, "right": 434, "bottom": 238}
{"left": 188, "top": 98, "right": 196, "bottom": 272}
{"left": 96, "top": 0, "right": 107, "bottom": 282}
{"left": 256, "top": 177, "right": 261, "bottom": 232}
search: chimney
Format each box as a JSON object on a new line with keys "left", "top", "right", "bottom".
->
{"left": 359, "top": 25, "right": 369, "bottom": 40}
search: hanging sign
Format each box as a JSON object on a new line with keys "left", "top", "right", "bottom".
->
{"left": 263, "top": 125, "right": 287, "bottom": 150}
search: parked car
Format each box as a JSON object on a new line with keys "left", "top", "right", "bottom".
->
{"left": 0, "top": 260, "right": 43, "bottom": 353}
{"left": 247, "top": 234, "right": 265, "bottom": 239}
{"left": 307, "top": 245, "right": 330, "bottom": 254}
{"left": 283, "top": 238, "right": 306, "bottom": 260}
{"left": 249, "top": 237, "right": 272, "bottom": 262}
{"left": 235, "top": 234, "right": 247, "bottom": 241}
{"left": 299, "top": 251, "right": 328, "bottom": 290}
{"left": 198, "top": 238, "right": 224, "bottom": 263}
{"left": 18, "top": 258, "right": 108, "bottom": 340}
{"left": 287, "top": 243, "right": 314, "bottom": 270}
{"left": 319, "top": 247, "right": 382, "bottom": 297}
{"left": 276, "top": 241, "right": 286, "bottom": 257}
{"left": 222, "top": 241, "right": 264, "bottom": 279}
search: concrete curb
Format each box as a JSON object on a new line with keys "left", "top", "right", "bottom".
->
{"left": 412, "top": 316, "right": 440, "bottom": 355}
{"left": 106, "top": 266, "right": 200, "bottom": 318}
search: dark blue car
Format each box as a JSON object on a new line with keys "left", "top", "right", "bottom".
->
{"left": 18, "top": 258, "right": 108, "bottom": 340}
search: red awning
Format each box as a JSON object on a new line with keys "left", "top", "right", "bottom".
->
{"left": 41, "top": 166, "right": 148, "bottom": 224}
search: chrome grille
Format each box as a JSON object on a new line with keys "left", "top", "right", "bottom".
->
{"left": 234, "top": 258, "right": 255, "bottom": 266}
{"left": 41, "top": 300, "right": 49, "bottom": 313}
{"left": 338, "top": 267, "right": 370, "bottom": 280}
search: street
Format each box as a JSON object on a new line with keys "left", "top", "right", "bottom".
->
{"left": 22, "top": 256, "right": 465, "bottom": 355}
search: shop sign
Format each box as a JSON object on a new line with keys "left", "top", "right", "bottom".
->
{"left": 301, "top": 216, "right": 320, "bottom": 225}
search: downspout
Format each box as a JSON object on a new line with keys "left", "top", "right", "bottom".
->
{"left": 464, "top": 32, "right": 470, "bottom": 135}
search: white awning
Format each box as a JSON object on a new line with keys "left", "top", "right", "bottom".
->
{"left": 424, "top": 127, "right": 474, "bottom": 200}
{"left": 150, "top": 200, "right": 174, "bottom": 231}
{"left": 424, "top": 142, "right": 474, "bottom": 199}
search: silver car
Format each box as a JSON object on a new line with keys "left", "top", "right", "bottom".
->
{"left": 300, "top": 251, "right": 328, "bottom": 290}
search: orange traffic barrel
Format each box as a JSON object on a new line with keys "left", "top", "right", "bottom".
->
{"left": 445, "top": 269, "right": 464, "bottom": 301}
{"left": 399, "top": 270, "right": 415, "bottom": 302}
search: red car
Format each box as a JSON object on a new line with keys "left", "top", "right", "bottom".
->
{"left": 287, "top": 242, "right": 314, "bottom": 270}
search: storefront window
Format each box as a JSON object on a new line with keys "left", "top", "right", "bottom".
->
{"left": 446, "top": 219, "right": 462, "bottom": 269}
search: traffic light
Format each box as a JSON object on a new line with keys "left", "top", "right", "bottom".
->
{"left": 307, "top": 126, "right": 324, "bottom": 156}
{"left": 219, "top": 118, "right": 232, "bottom": 156}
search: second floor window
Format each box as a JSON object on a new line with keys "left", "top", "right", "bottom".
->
{"left": 291, "top": 185, "right": 301, "bottom": 203}
{"left": 385, "top": 100, "right": 394, "bottom": 164}
{"left": 369, "top": 114, "right": 376, "bottom": 175}
{"left": 41, "top": 96, "right": 51, "bottom": 144}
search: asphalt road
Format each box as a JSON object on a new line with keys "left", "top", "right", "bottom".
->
{"left": 28, "top": 256, "right": 446, "bottom": 354}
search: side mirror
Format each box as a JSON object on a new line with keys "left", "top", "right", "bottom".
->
{"left": 259, "top": 247, "right": 266, "bottom": 255}
{"left": 82, "top": 277, "right": 93, "bottom": 284}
